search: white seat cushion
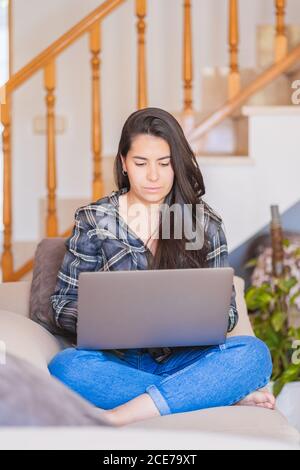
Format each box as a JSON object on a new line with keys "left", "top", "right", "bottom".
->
{"left": 126, "top": 405, "right": 300, "bottom": 447}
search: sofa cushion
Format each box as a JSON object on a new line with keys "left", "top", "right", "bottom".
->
{"left": 29, "top": 238, "right": 67, "bottom": 336}
{"left": 0, "top": 426, "right": 299, "bottom": 450}
{"left": 0, "top": 354, "right": 299, "bottom": 448}
{"left": 0, "top": 282, "right": 31, "bottom": 318}
{"left": 126, "top": 405, "right": 300, "bottom": 447}
{"left": 0, "top": 309, "right": 62, "bottom": 373}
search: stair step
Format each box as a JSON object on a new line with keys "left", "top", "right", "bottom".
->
{"left": 174, "top": 109, "right": 248, "bottom": 156}
{"left": 201, "top": 67, "right": 292, "bottom": 113}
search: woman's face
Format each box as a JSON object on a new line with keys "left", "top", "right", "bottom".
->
{"left": 121, "top": 134, "right": 175, "bottom": 204}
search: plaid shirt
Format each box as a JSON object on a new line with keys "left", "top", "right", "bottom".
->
{"left": 50, "top": 187, "right": 238, "bottom": 363}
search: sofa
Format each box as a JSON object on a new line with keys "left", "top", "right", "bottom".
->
{"left": 0, "top": 238, "right": 299, "bottom": 450}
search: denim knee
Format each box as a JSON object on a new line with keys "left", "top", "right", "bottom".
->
{"left": 48, "top": 347, "right": 106, "bottom": 382}
{"left": 228, "top": 335, "right": 273, "bottom": 381}
{"left": 145, "top": 336, "right": 273, "bottom": 415}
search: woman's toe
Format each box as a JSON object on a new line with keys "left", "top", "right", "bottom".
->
{"left": 256, "top": 402, "right": 274, "bottom": 410}
{"left": 236, "top": 391, "right": 276, "bottom": 409}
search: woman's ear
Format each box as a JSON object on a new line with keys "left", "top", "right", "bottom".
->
{"left": 120, "top": 154, "right": 126, "bottom": 172}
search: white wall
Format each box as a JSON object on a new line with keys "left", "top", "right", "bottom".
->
{"left": 199, "top": 107, "right": 300, "bottom": 252}
{"left": 8, "top": 0, "right": 300, "bottom": 242}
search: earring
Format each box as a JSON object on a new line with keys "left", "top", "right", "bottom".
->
{"left": 122, "top": 169, "right": 128, "bottom": 176}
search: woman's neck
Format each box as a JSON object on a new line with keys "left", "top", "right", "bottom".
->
{"left": 125, "top": 189, "right": 163, "bottom": 210}
{"left": 119, "top": 191, "right": 160, "bottom": 254}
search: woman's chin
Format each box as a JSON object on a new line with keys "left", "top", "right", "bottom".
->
{"left": 146, "top": 195, "right": 166, "bottom": 205}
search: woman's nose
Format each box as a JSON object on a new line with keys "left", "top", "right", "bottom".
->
{"left": 147, "top": 165, "right": 159, "bottom": 181}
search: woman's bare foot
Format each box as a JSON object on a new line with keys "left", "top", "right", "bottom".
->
{"left": 93, "top": 409, "right": 121, "bottom": 427}
{"left": 95, "top": 393, "right": 161, "bottom": 427}
{"left": 235, "top": 389, "right": 276, "bottom": 410}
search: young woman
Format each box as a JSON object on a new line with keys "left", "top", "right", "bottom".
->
{"left": 48, "top": 108, "right": 275, "bottom": 427}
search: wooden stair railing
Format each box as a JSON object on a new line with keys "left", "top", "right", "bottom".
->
{"left": 183, "top": 0, "right": 193, "bottom": 113}
{"left": 0, "top": 0, "right": 298, "bottom": 282}
{"left": 275, "top": 0, "right": 288, "bottom": 63}
{"left": 228, "top": 0, "right": 241, "bottom": 99}
{"left": 136, "top": 0, "right": 148, "bottom": 110}
{"left": 180, "top": 0, "right": 196, "bottom": 136}
{"left": 4, "top": 0, "right": 125, "bottom": 94}
{"left": 44, "top": 60, "right": 58, "bottom": 238}
{"left": 1, "top": 0, "right": 193, "bottom": 282}
{"left": 187, "top": 0, "right": 292, "bottom": 147}
{"left": 90, "top": 21, "right": 103, "bottom": 202}
{"left": 0, "top": 0, "right": 141, "bottom": 282}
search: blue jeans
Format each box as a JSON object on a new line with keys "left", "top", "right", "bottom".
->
{"left": 48, "top": 335, "right": 273, "bottom": 416}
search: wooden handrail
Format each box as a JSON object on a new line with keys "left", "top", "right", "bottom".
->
{"left": 4, "top": 0, "right": 300, "bottom": 282}
{"left": 5, "top": 0, "right": 126, "bottom": 95}
{"left": 1, "top": 0, "right": 129, "bottom": 282}
{"left": 188, "top": 42, "right": 300, "bottom": 144}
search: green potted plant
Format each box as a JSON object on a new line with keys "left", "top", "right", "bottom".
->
{"left": 245, "top": 239, "right": 300, "bottom": 396}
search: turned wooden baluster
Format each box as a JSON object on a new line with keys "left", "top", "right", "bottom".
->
{"left": 1, "top": 95, "right": 14, "bottom": 282}
{"left": 44, "top": 60, "right": 58, "bottom": 237}
{"left": 275, "top": 0, "right": 288, "bottom": 63}
{"left": 136, "top": 0, "right": 148, "bottom": 109}
{"left": 183, "top": 0, "right": 193, "bottom": 113}
{"left": 90, "top": 22, "right": 104, "bottom": 201}
{"left": 228, "top": 0, "right": 241, "bottom": 99}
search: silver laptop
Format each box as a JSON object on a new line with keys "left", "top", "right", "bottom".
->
{"left": 77, "top": 267, "right": 234, "bottom": 350}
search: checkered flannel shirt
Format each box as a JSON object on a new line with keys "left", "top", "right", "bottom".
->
{"left": 50, "top": 187, "right": 239, "bottom": 363}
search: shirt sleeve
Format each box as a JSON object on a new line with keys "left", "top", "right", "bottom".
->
{"left": 206, "top": 220, "right": 239, "bottom": 333}
{"left": 50, "top": 207, "right": 103, "bottom": 337}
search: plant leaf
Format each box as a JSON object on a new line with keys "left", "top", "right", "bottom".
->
{"left": 273, "top": 364, "right": 300, "bottom": 396}
{"left": 278, "top": 278, "right": 298, "bottom": 294}
{"left": 294, "top": 247, "right": 300, "bottom": 258}
{"left": 245, "top": 287, "right": 273, "bottom": 311}
{"left": 290, "top": 291, "right": 300, "bottom": 306}
{"left": 271, "top": 311, "right": 286, "bottom": 333}
{"left": 244, "top": 258, "right": 258, "bottom": 269}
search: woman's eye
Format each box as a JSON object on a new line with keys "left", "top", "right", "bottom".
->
{"left": 135, "top": 162, "right": 170, "bottom": 167}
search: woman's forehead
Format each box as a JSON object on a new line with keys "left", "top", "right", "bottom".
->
{"left": 129, "top": 134, "right": 170, "bottom": 156}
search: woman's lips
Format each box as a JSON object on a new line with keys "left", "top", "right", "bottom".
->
{"left": 144, "top": 187, "right": 162, "bottom": 192}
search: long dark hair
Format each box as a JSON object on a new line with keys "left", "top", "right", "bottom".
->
{"left": 113, "top": 107, "right": 212, "bottom": 270}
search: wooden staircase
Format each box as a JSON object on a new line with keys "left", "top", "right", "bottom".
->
{"left": 193, "top": 22, "right": 300, "bottom": 156}
{"left": 1, "top": 0, "right": 300, "bottom": 282}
